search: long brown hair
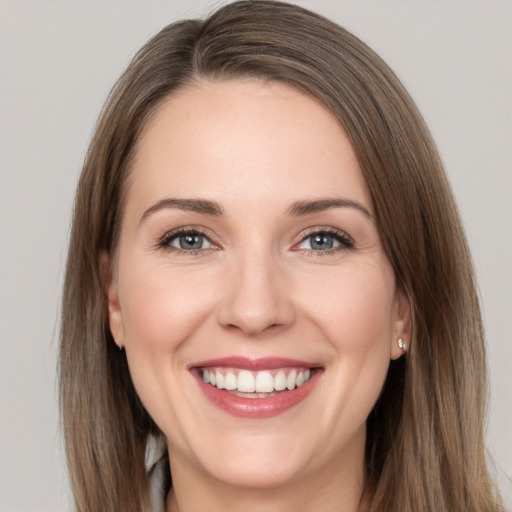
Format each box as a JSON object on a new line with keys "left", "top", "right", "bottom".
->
{"left": 60, "top": 2, "right": 501, "bottom": 511}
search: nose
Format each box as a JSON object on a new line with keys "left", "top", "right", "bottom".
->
{"left": 217, "top": 251, "right": 295, "bottom": 337}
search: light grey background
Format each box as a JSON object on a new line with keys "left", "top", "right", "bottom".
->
{"left": 0, "top": 1, "right": 510, "bottom": 511}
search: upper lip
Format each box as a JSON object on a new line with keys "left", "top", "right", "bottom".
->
{"left": 190, "top": 356, "right": 319, "bottom": 371}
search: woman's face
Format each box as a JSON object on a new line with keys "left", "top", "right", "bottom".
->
{"left": 107, "top": 80, "right": 409, "bottom": 491}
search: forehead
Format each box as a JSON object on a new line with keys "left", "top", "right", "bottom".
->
{"left": 127, "top": 79, "right": 372, "bottom": 214}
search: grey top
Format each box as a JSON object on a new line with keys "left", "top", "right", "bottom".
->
{"left": 145, "top": 435, "right": 168, "bottom": 512}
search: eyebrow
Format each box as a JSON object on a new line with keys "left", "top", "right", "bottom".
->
{"left": 140, "top": 198, "right": 224, "bottom": 223}
{"left": 287, "top": 198, "right": 372, "bottom": 218}
{"left": 140, "top": 196, "right": 372, "bottom": 224}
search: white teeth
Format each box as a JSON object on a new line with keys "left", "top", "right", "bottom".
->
{"left": 201, "top": 367, "right": 313, "bottom": 394}
{"left": 255, "top": 370, "right": 274, "bottom": 393}
{"left": 286, "top": 369, "right": 297, "bottom": 390}
{"left": 235, "top": 391, "right": 261, "bottom": 399}
{"left": 216, "top": 371, "right": 224, "bottom": 390}
{"left": 237, "top": 370, "right": 255, "bottom": 392}
{"left": 274, "top": 370, "right": 287, "bottom": 391}
{"left": 224, "top": 372, "right": 237, "bottom": 390}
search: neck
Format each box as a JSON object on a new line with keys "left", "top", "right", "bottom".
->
{"left": 166, "top": 431, "right": 369, "bottom": 512}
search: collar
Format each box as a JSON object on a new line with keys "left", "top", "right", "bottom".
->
{"left": 145, "top": 435, "right": 168, "bottom": 512}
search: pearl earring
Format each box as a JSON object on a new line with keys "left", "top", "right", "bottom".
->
{"left": 397, "top": 338, "right": 406, "bottom": 351}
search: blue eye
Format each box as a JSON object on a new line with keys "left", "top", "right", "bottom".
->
{"left": 298, "top": 230, "right": 352, "bottom": 252}
{"left": 308, "top": 233, "right": 336, "bottom": 250}
{"left": 173, "top": 233, "right": 208, "bottom": 250}
{"left": 160, "top": 230, "right": 213, "bottom": 251}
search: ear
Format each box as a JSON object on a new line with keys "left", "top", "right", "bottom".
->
{"left": 390, "top": 285, "right": 412, "bottom": 360}
{"left": 100, "top": 251, "right": 124, "bottom": 348}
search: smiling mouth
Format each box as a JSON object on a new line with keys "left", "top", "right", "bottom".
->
{"left": 191, "top": 357, "right": 322, "bottom": 418}
{"left": 200, "top": 367, "right": 313, "bottom": 398}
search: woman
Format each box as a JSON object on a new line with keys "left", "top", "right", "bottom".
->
{"left": 59, "top": 1, "right": 503, "bottom": 511}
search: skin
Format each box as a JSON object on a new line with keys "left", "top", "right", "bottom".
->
{"left": 106, "top": 79, "right": 411, "bottom": 512}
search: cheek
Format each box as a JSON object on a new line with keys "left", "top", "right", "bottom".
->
{"left": 298, "top": 263, "right": 395, "bottom": 415}
{"left": 119, "top": 258, "right": 218, "bottom": 353}
{"left": 299, "top": 261, "right": 396, "bottom": 351}
{"left": 116, "top": 255, "right": 220, "bottom": 435}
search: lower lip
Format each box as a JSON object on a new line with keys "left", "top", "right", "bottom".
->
{"left": 193, "top": 370, "right": 321, "bottom": 419}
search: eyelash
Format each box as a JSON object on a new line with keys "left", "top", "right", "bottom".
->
{"left": 295, "top": 227, "right": 354, "bottom": 256}
{"left": 156, "top": 227, "right": 217, "bottom": 256}
{"left": 156, "top": 227, "right": 354, "bottom": 256}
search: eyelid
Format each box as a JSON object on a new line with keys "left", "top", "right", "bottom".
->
{"left": 156, "top": 226, "right": 220, "bottom": 253}
{"left": 292, "top": 226, "right": 354, "bottom": 252}
{"left": 168, "top": 232, "right": 213, "bottom": 250}
{"left": 154, "top": 225, "right": 353, "bottom": 254}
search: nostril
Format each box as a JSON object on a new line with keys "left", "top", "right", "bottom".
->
{"left": 223, "top": 320, "right": 288, "bottom": 337}
{"left": 216, "top": 267, "right": 296, "bottom": 335}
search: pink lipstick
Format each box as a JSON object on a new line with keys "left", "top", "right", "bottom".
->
{"left": 190, "top": 357, "right": 322, "bottom": 419}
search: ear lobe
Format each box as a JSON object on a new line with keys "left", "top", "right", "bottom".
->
{"left": 100, "top": 251, "right": 124, "bottom": 348}
{"left": 390, "top": 286, "right": 412, "bottom": 360}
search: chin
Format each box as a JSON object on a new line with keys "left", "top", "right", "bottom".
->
{"left": 200, "top": 449, "right": 310, "bottom": 490}
{"left": 164, "top": 420, "right": 314, "bottom": 489}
